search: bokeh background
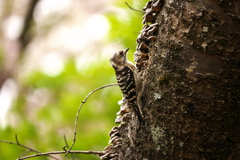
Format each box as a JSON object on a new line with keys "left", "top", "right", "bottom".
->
{"left": 0, "top": 0, "right": 147, "bottom": 159}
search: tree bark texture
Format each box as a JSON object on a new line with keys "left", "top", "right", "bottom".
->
{"left": 102, "top": 0, "right": 240, "bottom": 159}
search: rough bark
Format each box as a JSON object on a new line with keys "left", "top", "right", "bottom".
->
{"left": 102, "top": 0, "right": 240, "bottom": 159}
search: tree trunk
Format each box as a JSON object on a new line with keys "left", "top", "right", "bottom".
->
{"left": 101, "top": 0, "right": 240, "bottom": 159}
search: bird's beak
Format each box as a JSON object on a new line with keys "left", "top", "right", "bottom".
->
{"left": 124, "top": 48, "right": 130, "bottom": 54}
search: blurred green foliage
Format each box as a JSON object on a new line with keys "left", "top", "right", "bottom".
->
{"left": 106, "top": 1, "right": 146, "bottom": 61}
{"left": 0, "top": 0, "right": 147, "bottom": 159}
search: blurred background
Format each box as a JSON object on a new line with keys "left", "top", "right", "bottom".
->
{"left": 0, "top": 0, "right": 147, "bottom": 159}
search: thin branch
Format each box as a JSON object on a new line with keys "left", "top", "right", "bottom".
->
{"left": 15, "top": 134, "right": 20, "bottom": 144}
{"left": 125, "top": 2, "right": 144, "bottom": 12}
{"left": 0, "top": 136, "right": 39, "bottom": 153}
{"left": 66, "top": 83, "right": 119, "bottom": 156}
{"left": 0, "top": 136, "right": 59, "bottom": 160}
{"left": 63, "top": 135, "right": 69, "bottom": 150}
{"left": 17, "top": 150, "right": 104, "bottom": 160}
{"left": 0, "top": 84, "right": 118, "bottom": 159}
{"left": 63, "top": 135, "right": 76, "bottom": 160}
{"left": 0, "top": 136, "right": 103, "bottom": 160}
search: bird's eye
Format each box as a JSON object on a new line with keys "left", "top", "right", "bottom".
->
{"left": 119, "top": 51, "right": 123, "bottom": 56}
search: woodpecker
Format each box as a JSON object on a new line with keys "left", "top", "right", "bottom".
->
{"left": 110, "top": 48, "right": 144, "bottom": 125}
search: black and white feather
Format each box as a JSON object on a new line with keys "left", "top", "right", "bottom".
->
{"left": 110, "top": 48, "right": 144, "bottom": 124}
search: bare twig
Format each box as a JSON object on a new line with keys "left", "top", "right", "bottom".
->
{"left": 63, "top": 135, "right": 76, "bottom": 160}
{"left": 63, "top": 135, "right": 69, "bottom": 150}
{"left": 125, "top": 2, "right": 144, "bottom": 12}
{"left": 0, "top": 135, "right": 39, "bottom": 153}
{"left": 15, "top": 134, "right": 20, "bottom": 144}
{"left": 17, "top": 150, "right": 104, "bottom": 160}
{"left": 66, "top": 83, "right": 119, "bottom": 156}
{"left": 0, "top": 136, "right": 103, "bottom": 160}
{"left": 0, "top": 84, "right": 118, "bottom": 159}
{"left": 0, "top": 135, "right": 59, "bottom": 160}
{"left": 1, "top": 136, "right": 103, "bottom": 160}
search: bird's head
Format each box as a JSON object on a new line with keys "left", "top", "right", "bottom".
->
{"left": 110, "top": 48, "right": 129, "bottom": 70}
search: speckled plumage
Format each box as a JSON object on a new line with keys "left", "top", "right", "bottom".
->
{"left": 110, "top": 48, "right": 144, "bottom": 124}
